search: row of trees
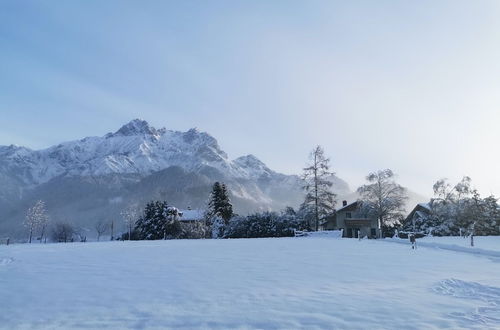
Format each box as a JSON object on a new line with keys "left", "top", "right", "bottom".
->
{"left": 23, "top": 200, "right": 89, "bottom": 243}
{"left": 20, "top": 147, "right": 411, "bottom": 242}
{"left": 21, "top": 146, "right": 498, "bottom": 243}
{"left": 125, "top": 182, "right": 233, "bottom": 240}
{"left": 302, "top": 146, "right": 499, "bottom": 237}
{"left": 301, "top": 146, "right": 408, "bottom": 237}
{"left": 402, "top": 177, "right": 500, "bottom": 236}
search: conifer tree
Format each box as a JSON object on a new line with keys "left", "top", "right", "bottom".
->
{"left": 207, "top": 182, "right": 233, "bottom": 225}
{"left": 301, "top": 146, "right": 336, "bottom": 231}
{"left": 135, "top": 201, "right": 181, "bottom": 240}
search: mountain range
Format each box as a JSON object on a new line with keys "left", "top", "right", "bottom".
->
{"left": 1, "top": 119, "right": 355, "bottom": 238}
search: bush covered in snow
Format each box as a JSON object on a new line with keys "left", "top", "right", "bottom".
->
{"left": 224, "top": 210, "right": 307, "bottom": 239}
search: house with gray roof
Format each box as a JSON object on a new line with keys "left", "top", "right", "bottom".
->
{"left": 179, "top": 209, "right": 205, "bottom": 222}
{"left": 402, "top": 202, "right": 431, "bottom": 232}
{"left": 321, "top": 200, "right": 380, "bottom": 238}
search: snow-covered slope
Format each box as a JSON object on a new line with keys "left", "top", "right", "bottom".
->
{"left": 0, "top": 119, "right": 350, "bottom": 237}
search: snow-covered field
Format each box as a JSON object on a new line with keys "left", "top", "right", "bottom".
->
{"left": 1, "top": 236, "right": 500, "bottom": 329}
{"left": 419, "top": 236, "right": 500, "bottom": 252}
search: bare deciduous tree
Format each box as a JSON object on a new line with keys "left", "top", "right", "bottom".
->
{"left": 357, "top": 169, "right": 408, "bottom": 238}
{"left": 121, "top": 204, "right": 140, "bottom": 240}
{"left": 94, "top": 220, "right": 108, "bottom": 241}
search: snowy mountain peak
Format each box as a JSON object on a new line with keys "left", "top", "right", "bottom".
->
{"left": 233, "top": 154, "right": 275, "bottom": 179}
{"left": 113, "top": 119, "right": 159, "bottom": 137}
{"left": 234, "top": 154, "right": 268, "bottom": 169}
{"left": 0, "top": 144, "right": 32, "bottom": 158}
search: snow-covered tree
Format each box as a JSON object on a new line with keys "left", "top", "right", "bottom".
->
{"left": 427, "top": 177, "right": 473, "bottom": 236}
{"left": 210, "top": 216, "right": 225, "bottom": 239}
{"left": 462, "top": 190, "right": 500, "bottom": 236}
{"left": 405, "top": 177, "right": 499, "bottom": 237}
{"left": 477, "top": 195, "right": 500, "bottom": 235}
{"left": 24, "top": 200, "right": 49, "bottom": 243}
{"left": 301, "top": 146, "right": 336, "bottom": 231}
{"left": 135, "top": 201, "right": 182, "bottom": 240}
{"left": 179, "top": 221, "right": 208, "bottom": 239}
{"left": 207, "top": 182, "right": 233, "bottom": 225}
{"left": 121, "top": 204, "right": 140, "bottom": 241}
{"left": 357, "top": 169, "right": 407, "bottom": 238}
{"left": 224, "top": 210, "right": 303, "bottom": 239}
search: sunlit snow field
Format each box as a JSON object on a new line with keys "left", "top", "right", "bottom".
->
{"left": 1, "top": 236, "right": 500, "bottom": 329}
{"left": 419, "top": 235, "right": 500, "bottom": 252}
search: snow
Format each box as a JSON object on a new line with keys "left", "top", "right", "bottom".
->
{"left": 417, "top": 202, "right": 431, "bottom": 210}
{"left": 298, "top": 230, "right": 343, "bottom": 238}
{"left": 179, "top": 209, "right": 204, "bottom": 221}
{"left": 419, "top": 236, "right": 500, "bottom": 252}
{"left": 0, "top": 120, "right": 285, "bottom": 186}
{"left": 387, "top": 236, "right": 500, "bottom": 259}
{"left": 1, "top": 236, "right": 500, "bottom": 329}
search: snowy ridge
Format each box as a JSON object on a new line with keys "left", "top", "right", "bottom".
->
{"left": 0, "top": 119, "right": 284, "bottom": 186}
{"left": 0, "top": 119, "right": 352, "bottom": 237}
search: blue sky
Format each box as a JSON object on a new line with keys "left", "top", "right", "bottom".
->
{"left": 1, "top": 0, "right": 500, "bottom": 197}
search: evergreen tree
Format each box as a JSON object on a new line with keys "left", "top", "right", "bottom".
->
{"left": 207, "top": 182, "right": 233, "bottom": 224}
{"left": 301, "top": 146, "right": 336, "bottom": 231}
{"left": 135, "top": 201, "right": 182, "bottom": 240}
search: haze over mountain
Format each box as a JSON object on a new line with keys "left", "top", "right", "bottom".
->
{"left": 0, "top": 119, "right": 354, "bottom": 238}
{"left": 0, "top": 119, "right": 427, "bottom": 238}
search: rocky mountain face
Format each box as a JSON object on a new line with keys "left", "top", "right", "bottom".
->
{"left": 0, "top": 119, "right": 350, "bottom": 238}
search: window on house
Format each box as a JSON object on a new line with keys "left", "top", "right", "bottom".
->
{"left": 346, "top": 212, "right": 352, "bottom": 218}
{"left": 371, "top": 228, "right": 376, "bottom": 237}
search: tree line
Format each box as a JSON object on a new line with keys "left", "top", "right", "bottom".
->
{"left": 401, "top": 177, "right": 500, "bottom": 236}
{"left": 18, "top": 146, "right": 500, "bottom": 243}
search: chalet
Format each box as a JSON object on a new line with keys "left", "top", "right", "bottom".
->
{"left": 321, "top": 200, "right": 380, "bottom": 238}
{"left": 403, "top": 202, "right": 431, "bottom": 231}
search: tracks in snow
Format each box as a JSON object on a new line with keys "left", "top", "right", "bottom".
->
{"left": 0, "top": 257, "right": 14, "bottom": 266}
{"left": 433, "top": 278, "right": 500, "bottom": 325}
{"left": 383, "top": 238, "right": 500, "bottom": 261}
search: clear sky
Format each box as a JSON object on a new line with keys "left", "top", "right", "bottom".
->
{"left": 1, "top": 0, "right": 499, "bottom": 197}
